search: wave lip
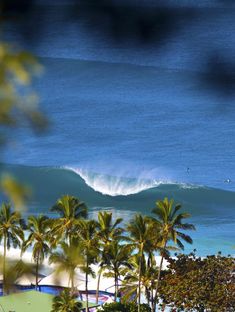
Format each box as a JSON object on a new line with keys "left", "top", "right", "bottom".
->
{"left": 64, "top": 166, "right": 172, "bottom": 196}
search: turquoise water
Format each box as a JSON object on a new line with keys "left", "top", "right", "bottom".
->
{"left": 2, "top": 1, "right": 235, "bottom": 255}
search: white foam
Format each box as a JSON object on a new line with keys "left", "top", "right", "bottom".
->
{"left": 64, "top": 167, "right": 169, "bottom": 196}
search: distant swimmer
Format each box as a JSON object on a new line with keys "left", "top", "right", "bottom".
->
{"left": 224, "top": 178, "right": 231, "bottom": 183}
{"left": 187, "top": 167, "right": 190, "bottom": 174}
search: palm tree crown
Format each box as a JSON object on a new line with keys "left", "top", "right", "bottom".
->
{"left": 97, "top": 211, "right": 123, "bottom": 244}
{"left": 50, "top": 195, "right": 87, "bottom": 244}
{"left": 0, "top": 203, "right": 25, "bottom": 291}
{"left": 0, "top": 203, "right": 25, "bottom": 250}
{"left": 51, "top": 289, "right": 82, "bottom": 312}
{"left": 152, "top": 197, "right": 195, "bottom": 249}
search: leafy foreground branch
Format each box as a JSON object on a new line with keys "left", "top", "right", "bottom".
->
{"left": 158, "top": 252, "right": 235, "bottom": 312}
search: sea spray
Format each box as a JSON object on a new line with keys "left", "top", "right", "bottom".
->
{"left": 64, "top": 166, "right": 171, "bottom": 196}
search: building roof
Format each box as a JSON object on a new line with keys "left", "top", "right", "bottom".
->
{"left": 0, "top": 290, "right": 97, "bottom": 312}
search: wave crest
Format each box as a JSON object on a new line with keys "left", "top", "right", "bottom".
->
{"left": 64, "top": 167, "right": 169, "bottom": 196}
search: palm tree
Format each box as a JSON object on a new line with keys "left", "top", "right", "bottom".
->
{"left": 50, "top": 195, "right": 87, "bottom": 245}
{"left": 97, "top": 211, "right": 123, "bottom": 244}
{"left": 96, "top": 211, "right": 123, "bottom": 304}
{"left": 51, "top": 289, "right": 82, "bottom": 312}
{"left": 151, "top": 197, "right": 195, "bottom": 311}
{"left": 121, "top": 254, "right": 158, "bottom": 306}
{"left": 0, "top": 203, "right": 25, "bottom": 291}
{"left": 49, "top": 240, "right": 84, "bottom": 294}
{"left": 78, "top": 219, "right": 99, "bottom": 312}
{"left": 102, "top": 240, "right": 133, "bottom": 302}
{"left": 127, "top": 214, "right": 156, "bottom": 312}
{"left": 22, "top": 215, "right": 50, "bottom": 289}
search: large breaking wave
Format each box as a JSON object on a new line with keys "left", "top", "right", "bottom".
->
{"left": 1, "top": 163, "right": 234, "bottom": 218}
{"left": 65, "top": 166, "right": 174, "bottom": 196}
{"left": 0, "top": 163, "right": 235, "bottom": 255}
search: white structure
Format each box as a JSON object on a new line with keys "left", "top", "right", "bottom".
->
{"left": 38, "top": 270, "right": 85, "bottom": 289}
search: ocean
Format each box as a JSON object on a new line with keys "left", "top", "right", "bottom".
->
{"left": 2, "top": 0, "right": 235, "bottom": 255}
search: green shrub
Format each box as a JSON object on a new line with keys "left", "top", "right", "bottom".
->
{"left": 99, "top": 302, "right": 151, "bottom": 312}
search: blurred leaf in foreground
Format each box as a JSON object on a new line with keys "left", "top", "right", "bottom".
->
{"left": 0, "top": 41, "right": 48, "bottom": 208}
{"left": 0, "top": 42, "right": 48, "bottom": 132}
{"left": 0, "top": 174, "right": 31, "bottom": 210}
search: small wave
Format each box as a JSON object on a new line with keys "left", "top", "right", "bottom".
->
{"left": 179, "top": 183, "right": 202, "bottom": 190}
{"left": 64, "top": 166, "right": 173, "bottom": 196}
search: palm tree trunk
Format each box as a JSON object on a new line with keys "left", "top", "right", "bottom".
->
{"left": 138, "top": 248, "right": 143, "bottom": 312}
{"left": 153, "top": 239, "right": 167, "bottom": 312}
{"left": 3, "top": 235, "right": 7, "bottom": 294}
{"left": 114, "top": 271, "right": 118, "bottom": 302}
{"left": 71, "top": 271, "right": 75, "bottom": 294}
{"left": 35, "top": 254, "right": 39, "bottom": 291}
{"left": 96, "top": 267, "right": 102, "bottom": 304}
{"left": 151, "top": 284, "right": 154, "bottom": 311}
{"left": 149, "top": 253, "right": 154, "bottom": 311}
{"left": 86, "top": 259, "right": 89, "bottom": 312}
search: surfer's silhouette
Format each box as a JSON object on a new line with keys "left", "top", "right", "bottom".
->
{"left": 187, "top": 167, "right": 190, "bottom": 174}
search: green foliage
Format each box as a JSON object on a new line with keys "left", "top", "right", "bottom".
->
{"left": 121, "top": 254, "right": 158, "bottom": 305}
{"left": 150, "top": 197, "right": 195, "bottom": 311}
{"left": 51, "top": 289, "right": 82, "bottom": 312}
{"left": 0, "top": 203, "right": 25, "bottom": 249}
{"left": 50, "top": 195, "right": 87, "bottom": 244}
{"left": 152, "top": 197, "right": 195, "bottom": 250}
{"left": 102, "top": 240, "right": 133, "bottom": 301}
{"left": 0, "top": 42, "right": 46, "bottom": 131}
{"left": 0, "top": 202, "right": 25, "bottom": 292}
{"left": 0, "top": 42, "right": 48, "bottom": 209}
{"left": 158, "top": 252, "right": 235, "bottom": 312}
{"left": 97, "top": 211, "right": 123, "bottom": 244}
{"left": 126, "top": 214, "right": 158, "bottom": 311}
{"left": 0, "top": 174, "right": 31, "bottom": 210}
{"left": 49, "top": 241, "right": 84, "bottom": 292}
{"left": 22, "top": 215, "right": 51, "bottom": 287}
{"left": 99, "top": 302, "right": 151, "bottom": 312}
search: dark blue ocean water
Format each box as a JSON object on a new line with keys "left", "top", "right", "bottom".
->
{"left": 2, "top": 1, "right": 235, "bottom": 255}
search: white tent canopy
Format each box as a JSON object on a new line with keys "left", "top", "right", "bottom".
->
{"left": 15, "top": 273, "right": 44, "bottom": 286}
{"left": 87, "top": 275, "right": 115, "bottom": 293}
{"left": 38, "top": 270, "right": 85, "bottom": 289}
{"left": 38, "top": 268, "right": 116, "bottom": 294}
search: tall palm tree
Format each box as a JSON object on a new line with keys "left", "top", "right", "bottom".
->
{"left": 22, "top": 215, "right": 50, "bottom": 289}
{"left": 102, "top": 240, "right": 133, "bottom": 302}
{"left": 151, "top": 197, "right": 195, "bottom": 311}
{"left": 121, "top": 254, "right": 158, "bottom": 306}
{"left": 50, "top": 195, "right": 87, "bottom": 245}
{"left": 96, "top": 211, "right": 123, "bottom": 304}
{"left": 78, "top": 219, "right": 99, "bottom": 312}
{"left": 127, "top": 214, "right": 156, "bottom": 312}
{"left": 49, "top": 240, "right": 84, "bottom": 294}
{"left": 51, "top": 289, "right": 82, "bottom": 312}
{"left": 0, "top": 203, "right": 25, "bottom": 291}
